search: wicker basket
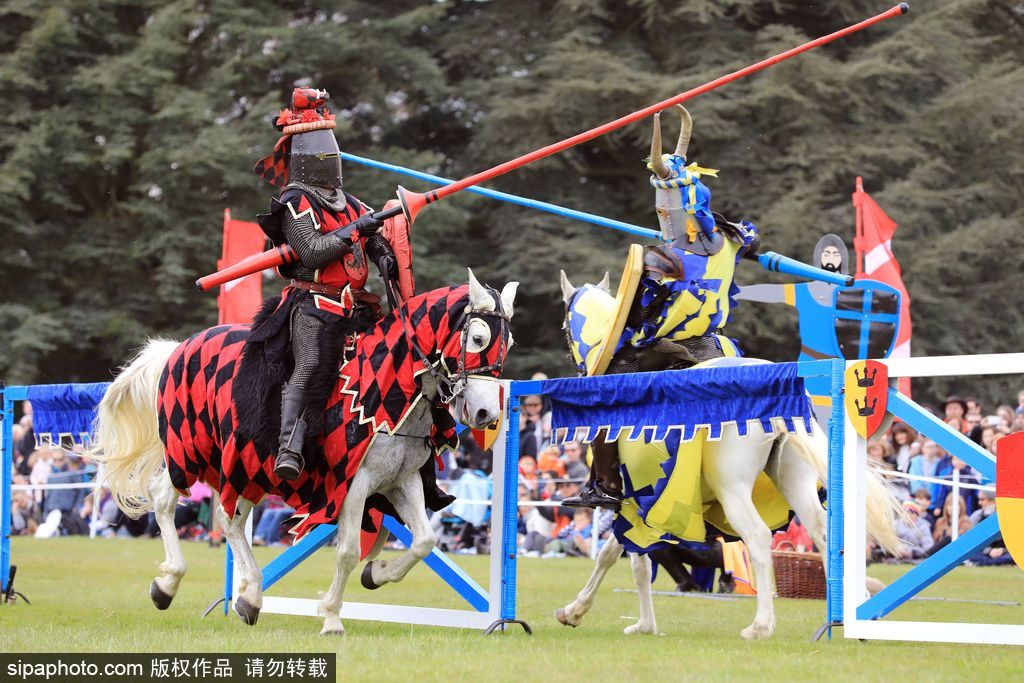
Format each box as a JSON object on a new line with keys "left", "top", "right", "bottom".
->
{"left": 772, "top": 550, "right": 826, "bottom": 600}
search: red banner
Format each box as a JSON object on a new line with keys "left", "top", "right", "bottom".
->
{"left": 217, "top": 209, "right": 266, "bottom": 325}
{"left": 853, "top": 177, "right": 912, "bottom": 396}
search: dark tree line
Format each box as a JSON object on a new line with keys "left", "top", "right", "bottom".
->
{"left": 2, "top": 0, "right": 1022, "bottom": 405}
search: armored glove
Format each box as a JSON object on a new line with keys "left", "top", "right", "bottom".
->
{"left": 336, "top": 212, "right": 384, "bottom": 245}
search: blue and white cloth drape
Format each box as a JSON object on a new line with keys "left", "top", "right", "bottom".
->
{"left": 26, "top": 382, "right": 110, "bottom": 447}
{"left": 539, "top": 362, "right": 811, "bottom": 443}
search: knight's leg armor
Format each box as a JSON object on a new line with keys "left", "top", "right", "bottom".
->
{"left": 275, "top": 307, "right": 325, "bottom": 480}
{"left": 561, "top": 348, "right": 642, "bottom": 512}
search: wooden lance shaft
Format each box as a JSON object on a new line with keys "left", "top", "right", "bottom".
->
{"left": 196, "top": 3, "right": 909, "bottom": 292}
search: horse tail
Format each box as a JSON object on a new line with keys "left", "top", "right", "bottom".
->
{"left": 787, "top": 425, "right": 905, "bottom": 557}
{"left": 90, "top": 339, "right": 179, "bottom": 518}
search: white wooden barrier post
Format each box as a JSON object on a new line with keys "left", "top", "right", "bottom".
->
{"left": 838, "top": 353, "right": 1024, "bottom": 646}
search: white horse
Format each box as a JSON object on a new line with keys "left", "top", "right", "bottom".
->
{"left": 91, "top": 271, "right": 517, "bottom": 635}
{"left": 555, "top": 274, "right": 903, "bottom": 640}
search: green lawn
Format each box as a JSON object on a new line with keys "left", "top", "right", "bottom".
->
{"left": 2, "top": 537, "right": 1022, "bottom": 681}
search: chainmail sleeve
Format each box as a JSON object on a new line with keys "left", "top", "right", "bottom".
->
{"left": 282, "top": 204, "right": 352, "bottom": 271}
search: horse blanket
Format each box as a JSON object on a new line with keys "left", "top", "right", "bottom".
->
{"left": 157, "top": 286, "right": 480, "bottom": 538}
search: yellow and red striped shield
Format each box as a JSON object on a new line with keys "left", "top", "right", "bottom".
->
{"left": 996, "top": 432, "right": 1024, "bottom": 572}
{"left": 844, "top": 360, "right": 888, "bottom": 439}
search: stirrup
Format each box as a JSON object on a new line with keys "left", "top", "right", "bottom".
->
{"left": 560, "top": 485, "right": 622, "bottom": 512}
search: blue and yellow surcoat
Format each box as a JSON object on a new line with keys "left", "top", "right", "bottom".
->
{"left": 624, "top": 222, "right": 758, "bottom": 354}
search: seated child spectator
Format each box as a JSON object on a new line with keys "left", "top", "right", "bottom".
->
{"left": 536, "top": 445, "right": 566, "bottom": 480}
{"left": 965, "top": 495, "right": 1015, "bottom": 566}
{"left": 894, "top": 500, "right": 934, "bottom": 560}
{"left": 253, "top": 495, "right": 295, "bottom": 546}
{"left": 545, "top": 509, "right": 595, "bottom": 557}
{"left": 912, "top": 489, "right": 935, "bottom": 527}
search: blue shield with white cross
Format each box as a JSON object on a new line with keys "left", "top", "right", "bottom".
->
{"left": 831, "top": 279, "right": 901, "bottom": 360}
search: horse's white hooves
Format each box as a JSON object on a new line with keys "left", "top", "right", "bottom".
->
{"left": 624, "top": 624, "right": 657, "bottom": 635}
{"left": 554, "top": 608, "right": 577, "bottom": 627}
{"left": 320, "top": 625, "right": 346, "bottom": 636}
{"left": 740, "top": 625, "right": 773, "bottom": 640}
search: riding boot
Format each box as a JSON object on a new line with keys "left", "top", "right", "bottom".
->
{"left": 420, "top": 456, "right": 456, "bottom": 512}
{"left": 275, "top": 383, "right": 308, "bottom": 481}
{"left": 560, "top": 436, "right": 623, "bottom": 511}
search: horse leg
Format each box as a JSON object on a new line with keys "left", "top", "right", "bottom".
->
{"left": 319, "top": 475, "right": 371, "bottom": 636}
{"left": 218, "top": 500, "right": 261, "bottom": 625}
{"left": 556, "top": 535, "right": 622, "bottom": 627}
{"left": 624, "top": 552, "right": 657, "bottom": 635}
{"left": 703, "top": 435, "right": 777, "bottom": 640}
{"left": 713, "top": 489, "right": 777, "bottom": 639}
{"left": 148, "top": 469, "right": 187, "bottom": 610}
{"left": 360, "top": 472, "right": 437, "bottom": 588}
{"left": 773, "top": 434, "right": 828, "bottom": 563}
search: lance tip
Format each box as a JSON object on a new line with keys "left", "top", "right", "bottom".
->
{"left": 898, "top": 2, "right": 909, "bottom": 14}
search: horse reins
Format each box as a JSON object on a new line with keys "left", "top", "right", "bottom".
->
{"left": 395, "top": 286, "right": 511, "bottom": 405}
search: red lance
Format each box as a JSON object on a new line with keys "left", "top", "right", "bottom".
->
{"left": 196, "top": 3, "right": 909, "bottom": 292}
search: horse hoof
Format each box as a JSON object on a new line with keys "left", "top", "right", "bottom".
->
{"left": 320, "top": 625, "right": 346, "bottom": 637}
{"left": 360, "top": 562, "right": 381, "bottom": 591}
{"left": 555, "top": 608, "right": 576, "bottom": 627}
{"left": 150, "top": 581, "right": 173, "bottom": 610}
{"left": 740, "top": 624, "right": 772, "bottom": 640}
{"left": 235, "top": 597, "right": 260, "bottom": 626}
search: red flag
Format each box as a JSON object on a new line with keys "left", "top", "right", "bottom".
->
{"left": 853, "top": 177, "right": 912, "bottom": 395}
{"left": 217, "top": 209, "right": 266, "bottom": 325}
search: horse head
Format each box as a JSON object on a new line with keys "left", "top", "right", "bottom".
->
{"left": 559, "top": 270, "right": 613, "bottom": 376}
{"left": 430, "top": 269, "right": 518, "bottom": 429}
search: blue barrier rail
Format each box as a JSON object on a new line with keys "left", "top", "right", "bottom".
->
{"left": 1, "top": 385, "right": 29, "bottom": 596}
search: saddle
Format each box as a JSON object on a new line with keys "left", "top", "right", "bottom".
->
{"left": 233, "top": 292, "right": 375, "bottom": 456}
{"left": 605, "top": 246, "right": 728, "bottom": 374}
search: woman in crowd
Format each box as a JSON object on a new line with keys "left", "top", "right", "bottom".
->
{"left": 890, "top": 423, "right": 918, "bottom": 472}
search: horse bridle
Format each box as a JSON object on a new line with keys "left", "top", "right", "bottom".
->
{"left": 562, "top": 287, "right": 589, "bottom": 377}
{"left": 400, "top": 287, "right": 512, "bottom": 405}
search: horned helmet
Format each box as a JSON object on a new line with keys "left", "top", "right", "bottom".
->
{"left": 648, "top": 105, "right": 717, "bottom": 246}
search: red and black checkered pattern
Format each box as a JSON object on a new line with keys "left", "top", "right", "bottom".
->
{"left": 156, "top": 284, "right": 507, "bottom": 538}
{"left": 253, "top": 134, "right": 291, "bottom": 188}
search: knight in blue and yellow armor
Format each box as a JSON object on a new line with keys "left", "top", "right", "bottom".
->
{"left": 562, "top": 105, "right": 759, "bottom": 510}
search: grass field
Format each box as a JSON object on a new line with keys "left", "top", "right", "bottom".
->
{"left": 2, "top": 537, "right": 1023, "bottom": 681}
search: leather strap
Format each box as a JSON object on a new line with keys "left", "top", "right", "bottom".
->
{"left": 288, "top": 280, "right": 381, "bottom": 307}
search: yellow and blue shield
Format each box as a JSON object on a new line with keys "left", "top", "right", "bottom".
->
{"left": 565, "top": 244, "right": 644, "bottom": 377}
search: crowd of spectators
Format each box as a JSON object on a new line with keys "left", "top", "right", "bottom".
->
{"left": 509, "top": 374, "right": 615, "bottom": 557}
{"left": 866, "top": 394, "right": 1019, "bottom": 566}
{"left": 7, "top": 400, "right": 214, "bottom": 541}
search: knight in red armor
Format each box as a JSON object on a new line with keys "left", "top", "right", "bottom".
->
{"left": 245, "top": 89, "right": 451, "bottom": 511}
